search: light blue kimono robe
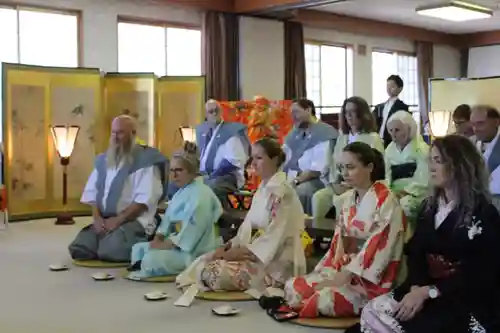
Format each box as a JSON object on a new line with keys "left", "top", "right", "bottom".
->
{"left": 128, "top": 177, "right": 223, "bottom": 278}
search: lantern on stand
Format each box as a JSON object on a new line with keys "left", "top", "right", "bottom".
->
{"left": 428, "top": 110, "right": 451, "bottom": 140}
{"left": 179, "top": 127, "right": 196, "bottom": 143}
{"left": 50, "top": 125, "right": 80, "bottom": 225}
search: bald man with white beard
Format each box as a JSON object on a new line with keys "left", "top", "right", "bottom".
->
{"left": 69, "top": 116, "right": 170, "bottom": 262}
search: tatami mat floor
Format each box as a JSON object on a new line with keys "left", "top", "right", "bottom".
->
{"left": 0, "top": 218, "right": 342, "bottom": 333}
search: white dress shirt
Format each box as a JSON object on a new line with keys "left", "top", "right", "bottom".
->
{"left": 199, "top": 122, "right": 248, "bottom": 188}
{"left": 283, "top": 141, "right": 330, "bottom": 182}
{"left": 81, "top": 165, "right": 163, "bottom": 234}
{"left": 435, "top": 196, "right": 455, "bottom": 229}
{"left": 379, "top": 97, "right": 398, "bottom": 137}
{"left": 477, "top": 127, "right": 500, "bottom": 195}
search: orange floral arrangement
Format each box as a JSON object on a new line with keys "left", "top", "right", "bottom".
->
{"left": 220, "top": 96, "right": 293, "bottom": 191}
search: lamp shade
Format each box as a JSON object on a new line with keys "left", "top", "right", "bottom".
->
{"left": 428, "top": 111, "right": 451, "bottom": 138}
{"left": 180, "top": 127, "right": 196, "bottom": 143}
{"left": 51, "top": 125, "right": 80, "bottom": 158}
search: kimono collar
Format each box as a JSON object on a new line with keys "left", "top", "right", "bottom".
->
{"left": 260, "top": 171, "right": 287, "bottom": 198}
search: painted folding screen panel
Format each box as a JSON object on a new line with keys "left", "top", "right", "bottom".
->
{"left": 156, "top": 76, "right": 205, "bottom": 157}
{"left": 103, "top": 73, "right": 156, "bottom": 148}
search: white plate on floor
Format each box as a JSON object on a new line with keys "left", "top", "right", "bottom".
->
{"left": 48, "top": 264, "right": 69, "bottom": 272}
{"left": 212, "top": 304, "right": 241, "bottom": 316}
{"left": 144, "top": 291, "right": 169, "bottom": 301}
{"left": 92, "top": 272, "right": 115, "bottom": 281}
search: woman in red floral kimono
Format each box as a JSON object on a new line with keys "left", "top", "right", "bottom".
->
{"left": 284, "top": 142, "right": 407, "bottom": 318}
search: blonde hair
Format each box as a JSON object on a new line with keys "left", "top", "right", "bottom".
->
{"left": 172, "top": 142, "right": 200, "bottom": 174}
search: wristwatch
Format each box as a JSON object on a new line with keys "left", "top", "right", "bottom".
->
{"left": 428, "top": 285, "right": 439, "bottom": 299}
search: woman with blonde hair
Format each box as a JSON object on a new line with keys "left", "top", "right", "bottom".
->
{"left": 126, "top": 143, "right": 222, "bottom": 279}
{"left": 312, "top": 96, "right": 384, "bottom": 227}
{"left": 348, "top": 134, "right": 500, "bottom": 333}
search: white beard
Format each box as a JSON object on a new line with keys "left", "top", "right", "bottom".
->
{"left": 106, "top": 142, "right": 136, "bottom": 168}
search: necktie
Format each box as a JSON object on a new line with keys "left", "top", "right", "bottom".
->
{"left": 206, "top": 128, "right": 213, "bottom": 143}
{"left": 481, "top": 142, "right": 487, "bottom": 154}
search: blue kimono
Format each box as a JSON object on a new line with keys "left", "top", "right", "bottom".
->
{"left": 128, "top": 177, "right": 223, "bottom": 278}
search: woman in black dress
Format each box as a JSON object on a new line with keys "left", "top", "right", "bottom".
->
{"left": 347, "top": 134, "right": 500, "bottom": 333}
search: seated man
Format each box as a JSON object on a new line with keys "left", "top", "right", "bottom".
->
{"left": 283, "top": 99, "right": 337, "bottom": 215}
{"left": 68, "top": 115, "right": 169, "bottom": 263}
{"left": 197, "top": 99, "right": 250, "bottom": 206}
{"left": 127, "top": 145, "right": 223, "bottom": 279}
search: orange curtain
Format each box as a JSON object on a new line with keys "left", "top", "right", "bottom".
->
{"left": 220, "top": 97, "right": 293, "bottom": 189}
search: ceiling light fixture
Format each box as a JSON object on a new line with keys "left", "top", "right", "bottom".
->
{"left": 416, "top": 1, "right": 493, "bottom": 22}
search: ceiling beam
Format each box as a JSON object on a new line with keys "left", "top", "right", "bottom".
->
{"left": 233, "top": 0, "right": 345, "bottom": 13}
{"left": 458, "top": 30, "right": 500, "bottom": 47}
{"left": 157, "top": 0, "right": 234, "bottom": 12}
{"left": 293, "top": 10, "right": 462, "bottom": 46}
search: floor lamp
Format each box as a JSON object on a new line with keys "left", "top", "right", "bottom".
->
{"left": 50, "top": 125, "right": 80, "bottom": 225}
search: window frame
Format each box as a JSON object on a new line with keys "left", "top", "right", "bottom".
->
{"left": 0, "top": 3, "right": 83, "bottom": 66}
{"left": 117, "top": 16, "right": 202, "bottom": 77}
{"left": 371, "top": 48, "right": 419, "bottom": 112}
{"left": 304, "top": 40, "right": 354, "bottom": 115}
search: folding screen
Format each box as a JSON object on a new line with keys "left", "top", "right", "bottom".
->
{"left": 2, "top": 63, "right": 206, "bottom": 220}
{"left": 2, "top": 63, "right": 102, "bottom": 219}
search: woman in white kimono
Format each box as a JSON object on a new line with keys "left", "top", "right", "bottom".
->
{"left": 284, "top": 142, "right": 406, "bottom": 318}
{"left": 386, "top": 111, "right": 430, "bottom": 226}
{"left": 126, "top": 146, "right": 223, "bottom": 279}
{"left": 312, "top": 96, "right": 384, "bottom": 227}
{"left": 176, "top": 137, "right": 306, "bottom": 295}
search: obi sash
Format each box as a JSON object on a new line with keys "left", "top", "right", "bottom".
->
{"left": 427, "top": 253, "right": 460, "bottom": 279}
{"left": 391, "top": 162, "right": 417, "bottom": 182}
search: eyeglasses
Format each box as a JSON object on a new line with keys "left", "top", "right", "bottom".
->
{"left": 453, "top": 120, "right": 468, "bottom": 126}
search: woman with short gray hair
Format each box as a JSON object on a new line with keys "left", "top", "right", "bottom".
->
{"left": 126, "top": 144, "right": 222, "bottom": 279}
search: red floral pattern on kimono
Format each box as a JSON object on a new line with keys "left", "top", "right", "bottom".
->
{"left": 284, "top": 181, "right": 406, "bottom": 318}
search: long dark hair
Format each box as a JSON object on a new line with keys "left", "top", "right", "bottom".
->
{"left": 343, "top": 141, "right": 385, "bottom": 182}
{"left": 340, "top": 96, "right": 377, "bottom": 134}
{"left": 426, "top": 134, "right": 490, "bottom": 228}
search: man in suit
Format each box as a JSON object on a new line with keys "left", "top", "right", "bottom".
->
{"left": 471, "top": 105, "right": 500, "bottom": 212}
{"left": 372, "top": 74, "right": 410, "bottom": 147}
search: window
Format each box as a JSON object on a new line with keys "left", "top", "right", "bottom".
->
{"left": 118, "top": 21, "right": 201, "bottom": 77}
{"left": 371, "top": 50, "right": 419, "bottom": 112}
{"left": 305, "top": 43, "right": 353, "bottom": 114}
{"left": 0, "top": 6, "right": 79, "bottom": 139}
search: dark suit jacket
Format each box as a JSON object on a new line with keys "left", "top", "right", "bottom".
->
{"left": 372, "top": 99, "right": 410, "bottom": 147}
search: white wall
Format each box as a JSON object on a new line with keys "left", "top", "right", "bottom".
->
{"left": 3, "top": 0, "right": 461, "bottom": 100}
{"left": 239, "top": 17, "right": 285, "bottom": 100}
{"left": 2, "top": 0, "right": 202, "bottom": 72}
{"left": 468, "top": 45, "right": 500, "bottom": 78}
{"left": 433, "top": 44, "right": 461, "bottom": 79}
{"left": 304, "top": 27, "right": 461, "bottom": 103}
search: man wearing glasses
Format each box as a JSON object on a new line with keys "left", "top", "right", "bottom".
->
{"left": 452, "top": 104, "right": 476, "bottom": 142}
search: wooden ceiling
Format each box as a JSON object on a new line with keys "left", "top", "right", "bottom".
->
{"left": 160, "top": 0, "right": 500, "bottom": 47}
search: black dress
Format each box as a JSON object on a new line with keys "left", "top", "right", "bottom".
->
{"left": 347, "top": 196, "right": 500, "bottom": 333}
